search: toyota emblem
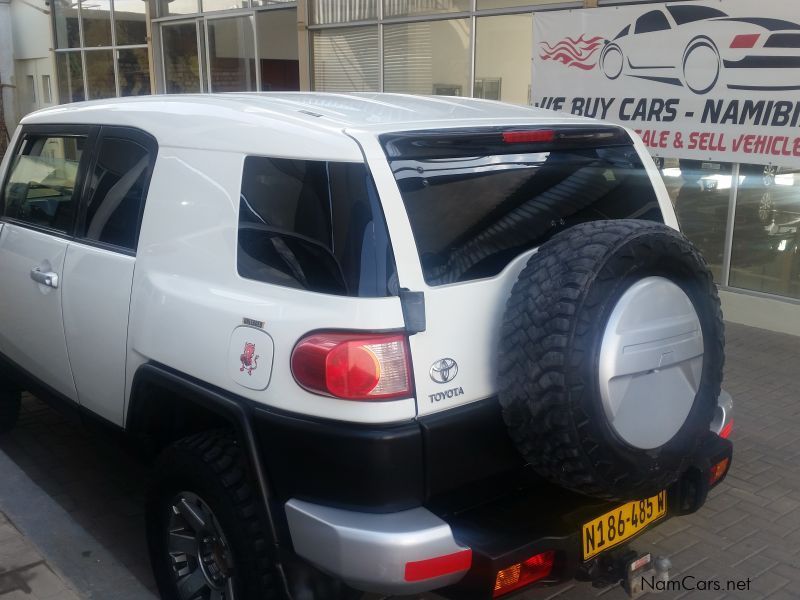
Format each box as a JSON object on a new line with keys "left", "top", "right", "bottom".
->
{"left": 430, "top": 358, "right": 458, "bottom": 384}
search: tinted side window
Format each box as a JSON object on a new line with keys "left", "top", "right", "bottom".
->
{"left": 238, "top": 157, "right": 395, "bottom": 297}
{"left": 2, "top": 135, "right": 86, "bottom": 232}
{"left": 635, "top": 10, "right": 670, "bottom": 34}
{"left": 81, "top": 136, "right": 153, "bottom": 251}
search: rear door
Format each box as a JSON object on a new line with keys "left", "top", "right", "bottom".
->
{"left": 62, "top": 127, "right": 157, "bottom": 425}
{"left": 354, "top": 126, "right": 670, "bottom": 416}
{"left": 0, "top": 126, "right": 95, "bottom": 400}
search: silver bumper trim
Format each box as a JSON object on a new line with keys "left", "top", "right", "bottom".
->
{"left": 711, "top": 389, "right": 733, "bottom": 437}
{"left": 285, "top": 499, "right": 469, "bottom": 594}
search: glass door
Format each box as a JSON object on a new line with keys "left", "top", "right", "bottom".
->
{"left": 161, "top": 20, "right": 205, "bottom": 92}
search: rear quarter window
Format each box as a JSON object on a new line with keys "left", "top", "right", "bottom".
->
{"left": 237, "top": 156, "right": 396, "bottom": 297}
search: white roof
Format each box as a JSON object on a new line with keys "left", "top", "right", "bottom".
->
{"left": 22, "top": 93, "right": 596, "bottom": 162}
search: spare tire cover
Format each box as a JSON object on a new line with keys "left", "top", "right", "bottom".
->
{"left": 498, "top": 219, "right": 724, "bottom": 501}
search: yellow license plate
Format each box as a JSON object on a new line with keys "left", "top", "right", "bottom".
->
{"left": 582, "top": 491, "right": 667, "bottom": 560}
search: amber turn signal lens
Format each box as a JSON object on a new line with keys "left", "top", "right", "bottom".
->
{"left": 709, "top": 457, "right": 730, "bottom": 486}
{"left": 493, "top": 551, "right": 555, "bottom": 597}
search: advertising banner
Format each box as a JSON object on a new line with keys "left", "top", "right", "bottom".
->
{"left": 533, "top": 1, "right": 800, "bottom": 167}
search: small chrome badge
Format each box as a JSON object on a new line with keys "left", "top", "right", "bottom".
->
{"left": 430, "top": 358, "right": 458, "bottom": 384}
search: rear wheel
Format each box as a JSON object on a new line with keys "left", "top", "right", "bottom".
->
{"left": 0, "top": 387, "right": 21, "bottom": 433}
{"left": 147, "top": 430, "right": 281, "bottom": 600}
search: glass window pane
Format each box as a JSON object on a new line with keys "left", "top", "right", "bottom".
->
{"left": 53, "top": 0, "right": 80, "bottom": 49}
{"left": 390, "top": 144, "right": 661, "bottom": 285}
{"left": 312, "top": 26, "right": 379, "bottom": 92}
{"left": 83, "top": 137, "right": 153, "bottom": 250}
{"left": 3, "top": 136, "right": 86, "bottom": 232}
{"left": 85, "top": 50, "right": 116, "bottom": 98}
{"left": 55, "top": 52, "right": 85, "bottom": 102}
{"left": 661, "top": 158, "right": 731, "bottom": 282}
{"left": 202, "top": 0, "right": 248, "bottom": 11}
{"left": 729, "top": 164, "right": 800, "bottom": 299}
{"left": 384, "top": 19, "right": 470, "bottom": 96}
{"left": 256, "top": 10, "right": 300, "bottom": 91}
{"left": 310, "top": 0, "right": 377, "bottom": 25}
{"left": 118, "top": 48, "right": 152, "bottom": 95}
{"left": 384, "top": 0, "right": 470, "bottom": 18}
{"left": 42, "top": 75, "right": 53, "bottom": 103}
{"left": 208, "top": 17, "right": 256, "bottom": 92}
{"left": 475, "top": 14, "right": 532, "bottom": 104}
{"left": 238, "top": 156, "right": 395, "bottom": 297}
{"left": 158, "top": 0, "right": 198, "bottom": 17}
{"left": 162, "top": 23, "right": 202, "bottom": 93}
{"left": 478, "top": 0, "right": 573, "bottom": 8}
{"left": 81, "top": 0, "right": 112, "bottom": 47}
{"left": 114, "top": 0, "right": 148, "bottom": 45}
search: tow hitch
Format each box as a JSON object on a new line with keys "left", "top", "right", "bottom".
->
{"left": 577, "top": 548, "right": 671, "bottom": 598}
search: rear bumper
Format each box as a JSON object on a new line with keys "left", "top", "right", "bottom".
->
{"left": 285, "top": 394, "right": 734, "bottom": 597}
{"left": 285, "top": 500, "right": 470, "bottom": 594}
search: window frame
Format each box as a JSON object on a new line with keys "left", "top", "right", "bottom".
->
{"left": 76, "top": 125, "right": 159, "bottom": 256}
{"left": 0, "top": 123, "right": 99, "bottom": 240}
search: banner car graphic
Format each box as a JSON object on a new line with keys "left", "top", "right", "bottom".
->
{"left": 533, "top": 1, "right": 800, "bottom": 167}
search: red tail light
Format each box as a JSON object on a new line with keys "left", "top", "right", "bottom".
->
{"left": 493, "top": 551, "right": 556, "bottom": 597}
{"left": 719, "top": 419, "right": 733, "bottom": 439}
{"left": 291, "top": 332, "right": 412, "bottom": 400}
{"left": 503, "top": 130, "right": 555, "bottom": 144}
{"left": 731, "top": 34, "right": 759, "bottom": 49}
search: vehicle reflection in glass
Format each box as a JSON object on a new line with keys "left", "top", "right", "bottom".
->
{"left": 660, "top": 159, "right": 800, "bottom": 298}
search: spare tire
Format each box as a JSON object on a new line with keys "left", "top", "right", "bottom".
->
{"left": 498, "top": 219, "right": 724, "bottom": 501}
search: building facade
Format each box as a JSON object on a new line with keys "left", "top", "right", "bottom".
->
{"left": 4, "top": 0, "right": 800, "bottom": 331}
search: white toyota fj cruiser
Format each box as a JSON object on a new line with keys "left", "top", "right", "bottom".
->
{"left": 0, "top": 93, "right": 733, "bottom": 600}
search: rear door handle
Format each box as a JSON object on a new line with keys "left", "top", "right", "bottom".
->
{"left": 31, "top": 267, "right": 59, "bottom": 289}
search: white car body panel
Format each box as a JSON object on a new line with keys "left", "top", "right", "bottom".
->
{"left": 0, "top": 225, "right": 77, "bottom": 400}
{"left": 123, "top": 146, "right": 413, "bottom": 425}
{"left": 5, "top": 93, "right": 673, "bottom": 425}
{"left": 62, "top": 243, "right": 134, "bottom": 425}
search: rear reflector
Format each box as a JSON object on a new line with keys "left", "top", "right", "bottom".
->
{"left": 731, "top": 33, "right": 760, "bottom": 49}
{"left": 503, "top": 130, "right": 554, "bottom": 144}
{"left": 291, "top": 332, "right": 411, "bottom": 400}
{"left": 404, "top": 549, "right": 472, "bottom": 582}
{"left": 719, "top": 419, "right": 733, "bottom": 439}
{"left": 709, "top": 457, "right": 730, "bottom": 487}
{"left": 493, "top": 551, "right": 555, "bottom": 597}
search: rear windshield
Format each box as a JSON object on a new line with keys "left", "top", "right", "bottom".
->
{"left": 387, "top": 144, "right": 662, "bottom": 286}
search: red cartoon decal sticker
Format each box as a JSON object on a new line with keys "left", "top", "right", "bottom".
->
{"left": 539, "top": 34, "right": 605, "bottom": 70}
{"left": 240, "top": 342, "right": 259, "bottom": 376}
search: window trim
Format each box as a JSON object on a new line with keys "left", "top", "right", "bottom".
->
{"left": 0, "top": 123, "right": 99, "bottom": 240}
{"left": 76, "top": 125, "right": 159, "bottom": 255}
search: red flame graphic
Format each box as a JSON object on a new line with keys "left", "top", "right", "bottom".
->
{"left": 539, "top": 34, "right": 605, "bottom": 70}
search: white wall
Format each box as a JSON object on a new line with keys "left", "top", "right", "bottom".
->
{"left": 720, "top": 290, "right": 800, "bottom": 337}
{"left": 5, "top": 0, "right": 54, "bottom": 128}
{"left": 10, "top": 0, "right": 51, "bottom": 60}
{"left": 0, "top": 0, "right": 18, "bottom": 136}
